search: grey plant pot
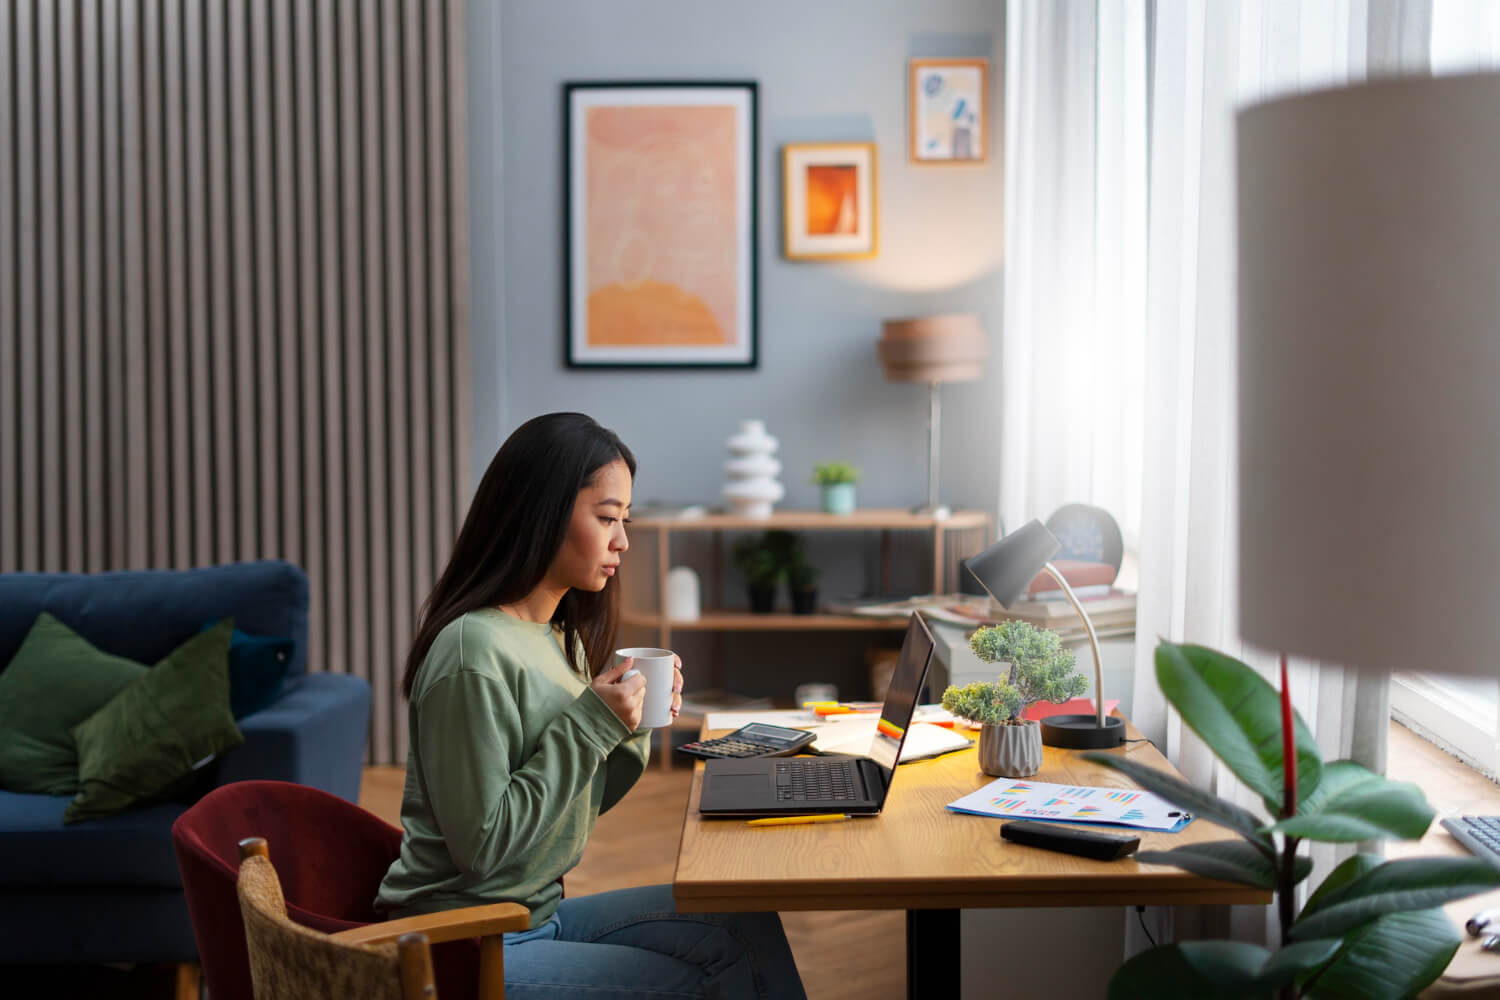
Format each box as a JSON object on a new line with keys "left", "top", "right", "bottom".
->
{"left": 977, "top": 719, "right": 1042, "bottom": 778}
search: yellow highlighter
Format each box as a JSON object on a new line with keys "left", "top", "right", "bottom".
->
{"left": 746, "top": 814, "right": 851, "bottom": 828}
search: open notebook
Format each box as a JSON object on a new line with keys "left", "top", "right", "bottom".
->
{"left": 811, "top": 716, "right": 973, "bottom": 763}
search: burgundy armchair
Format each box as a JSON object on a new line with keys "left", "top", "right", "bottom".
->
{"left": 172, "top": 779, "right": 481, "bottom": 1000}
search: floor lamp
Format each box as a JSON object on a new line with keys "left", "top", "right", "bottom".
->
{"left": 877, "top": 315, "right": 987, "bottom": 519}
{"left": 1237, "top": 72, "right": 1500, "bottom": 680}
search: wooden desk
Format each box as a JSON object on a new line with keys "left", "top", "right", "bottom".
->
{"left": 672, "top": 719, "right": 1270, "bottom": 997}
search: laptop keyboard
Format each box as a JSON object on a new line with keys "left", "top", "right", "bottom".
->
{"left": 1442, "top": 815, "right": 1500, "bottom": 867}
{"left": 776, "top": 758, "right": 861, "bottom": 802}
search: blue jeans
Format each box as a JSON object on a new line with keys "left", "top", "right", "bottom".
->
{"left": 500, "top": 884, "right": 807, "bottom": 999}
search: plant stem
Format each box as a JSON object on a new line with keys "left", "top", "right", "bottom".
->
{"left": 1279, "top": 834, "right": 1300, "bottom": 946}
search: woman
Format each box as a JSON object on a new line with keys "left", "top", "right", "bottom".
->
{"left": 377, "top": 412, "right": 806, "bottom": 1000}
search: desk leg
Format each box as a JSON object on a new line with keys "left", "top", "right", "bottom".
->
{"left": 906, "top": 909, "right": 960, "bottom": 998}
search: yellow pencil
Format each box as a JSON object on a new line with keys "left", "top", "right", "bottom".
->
{"left": 746, "top": 813, "right": 851, "bottom": 827}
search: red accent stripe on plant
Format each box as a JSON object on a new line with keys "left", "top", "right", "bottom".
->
{"left": 1281, "top": 653, "right": 1296, "bottom": 818}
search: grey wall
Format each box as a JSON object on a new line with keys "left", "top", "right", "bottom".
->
{"left": 466, "top": 0, "right": 1006, "bottom": 520}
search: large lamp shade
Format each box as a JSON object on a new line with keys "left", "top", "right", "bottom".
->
{"left": 1237, "top": 72, "right": 1500, "bottom": 675}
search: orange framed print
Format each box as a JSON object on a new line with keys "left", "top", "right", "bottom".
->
{"left": 782, "top": 142, "right": 877, "bottom": 261}
{"left": 909, "top": 58, "right": 988, "bottom": 163}
{"left": 565, "top": 81, "right": 758, "bottom": 368}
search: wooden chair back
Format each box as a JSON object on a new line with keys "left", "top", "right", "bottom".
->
{"left": 236, "top": 837, "right": 517, "bottom": 1000}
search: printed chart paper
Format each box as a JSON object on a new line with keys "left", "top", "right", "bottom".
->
{"left": 947, "top": 778, "right": 1193, "bottom": 832}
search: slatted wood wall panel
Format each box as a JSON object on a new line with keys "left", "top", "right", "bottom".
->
{"left": 0, "top": 0, "right": 472, "bottom": 765}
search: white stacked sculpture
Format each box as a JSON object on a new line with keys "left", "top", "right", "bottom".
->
{"left": 722, "top": 420, "right": 784, "bottom": 519}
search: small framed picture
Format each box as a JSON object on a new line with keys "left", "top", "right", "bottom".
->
{"left": 782, "top": 142, "right": 878, "bottom": 260}
{"left": 909, "top": 58, "right": 989, "bottom": 163}
{"left": 565, "top": 81, "right": 758, "bottom": 368}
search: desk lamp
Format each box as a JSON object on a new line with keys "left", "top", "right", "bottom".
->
{"left": 963, "top": 520, "right": 1126, "bottom": 748}
{"left": 1237, "top": 72, "right": 1500, "bottom": 678}
{"left": 877, "top": 314, "right": 987, "bottom": 519}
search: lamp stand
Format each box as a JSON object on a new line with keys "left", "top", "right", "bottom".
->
{"left": 910, "top": 380, "right": 952, "bottom": 520}
{"left": 1036, "top": 561, "right": 1125, "bottom": 748}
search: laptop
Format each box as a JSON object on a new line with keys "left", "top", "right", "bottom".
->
{"left": 698, "top": 611, "right": 936, "bottom": 817}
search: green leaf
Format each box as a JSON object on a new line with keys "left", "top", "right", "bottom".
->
{"left": 1155, "top": 641, "right": 1322, "bottom": 815}
{"left": 1302, "top": 853, "right": 1382, "bottom": 916}
{"left": 1292, "top": 857, "right": 1500, "bottom": 941}
{"left": 1108, "top": 942, "right": 1270, "bottom": 1000}
{"left": 1135, "top": 840, "right": 1311, "bottom": 891}
{"left": 1266, "top": 760, "right": 1434, "bottom": 842}
{"left": 1303, "top": 908, "right": 1460, "bottom": 999}
{"left": 1255, "top": 939, "right": 1343, "bottom": 989}
{"left": 1084, "top": 752, "right": 1275, "bottom": 854}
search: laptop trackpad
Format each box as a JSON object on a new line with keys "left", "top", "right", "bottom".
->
{"left": 710, "top": 773, "right": 769, "bottom": 797}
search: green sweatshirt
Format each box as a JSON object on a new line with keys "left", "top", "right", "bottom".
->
{"left": 375, "top": 608, "right": 650, "bottom": 926}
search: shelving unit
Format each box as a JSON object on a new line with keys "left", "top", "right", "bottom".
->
{"left": 619, "top": 508, "right": 993, "bottom": 649}
{"left": 620, "top": 508, "right": 992, "bottom": 770}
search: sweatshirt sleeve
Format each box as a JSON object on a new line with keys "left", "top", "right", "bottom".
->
{"left": 414, "top": 664, "right": 632, "bottom": 878}
{"left": 599, "top": 729, "right": 651, "bottom": 814}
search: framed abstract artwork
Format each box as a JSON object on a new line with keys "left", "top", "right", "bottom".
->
{"left": 782, "top": 142, "right": 878, "bottom": 260}
{"left": 564, "top": 81, "right": 759, "bottom": 368}
{"left": 908, "top": 58, "right": 989, "bottom": 163}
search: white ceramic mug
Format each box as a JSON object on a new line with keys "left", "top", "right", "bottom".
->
{"left": 615, "top": 647, "right": 676, "bottom": 729}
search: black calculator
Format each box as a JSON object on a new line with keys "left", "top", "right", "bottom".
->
{"left": 677, "top": 722, "right": 817, "bottom": 760}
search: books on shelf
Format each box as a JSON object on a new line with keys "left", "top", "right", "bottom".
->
{"left": 820, "top": 590, "right": 1137, "bottom": 644}
{"left": 1023, "top": 559, "right": 1118, "bottom": 599}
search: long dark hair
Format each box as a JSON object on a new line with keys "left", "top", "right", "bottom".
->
{"left": 402, "top": 412, "right": 637, "bottom": 697}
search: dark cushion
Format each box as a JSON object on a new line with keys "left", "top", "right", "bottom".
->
{"left": 212, "top": 621, "right": 295, "bottom": 719}
{"left": 0, "top": 613, "right": 149, "bottom": 795}
{"left": 0, "top": 790, "right": 188, "bottom": 888}
{"left": 67, "top": 619, "right": 243, "bottom": 824}
{"left": 0, "top": 561, "right": 311, "bottom": 683}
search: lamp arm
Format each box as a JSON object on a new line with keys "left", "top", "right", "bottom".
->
{"left": 1042, "top": 561, "right": 1105, "bottom": 729}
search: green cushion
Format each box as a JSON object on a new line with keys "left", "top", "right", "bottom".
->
{"left": 0, "top": 612, "right": 149, "bottom": 795}
{"left": 65, "top": 618, "right": 243, "bottom": 824}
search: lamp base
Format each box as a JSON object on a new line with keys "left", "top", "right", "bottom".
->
{"left": 1039, "top": 714, "right": 1126, "bottom": 749}
{"left": 909, "top": 503, "right": 952, "bottom": 520}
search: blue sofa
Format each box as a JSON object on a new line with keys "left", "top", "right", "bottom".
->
{"left": 0, "top": 561, "right": 371, "bottom": 966}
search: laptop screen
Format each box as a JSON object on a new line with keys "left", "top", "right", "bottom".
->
{"left": 866, "top": 612, "right": 936, "bottom": 780}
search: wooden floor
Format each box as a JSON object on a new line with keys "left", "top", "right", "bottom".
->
{"left": 25, "top": 719, "right": 1495, "bottom": 999}
{"left": 359, "top": 764, "right": 907, "bottom": 1000}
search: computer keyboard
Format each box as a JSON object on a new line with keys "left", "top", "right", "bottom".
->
{"left": 1441, "top": 815, "right": 1500, "bottom": 866}
{"left": 776, "top": 758, "right": 859, "bottom": 802}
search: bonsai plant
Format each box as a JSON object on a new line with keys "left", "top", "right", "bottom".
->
{"left": 731, "top": 535, "right": 783, "bottom": 613}
{"left": 942, "top": 620, "right": 1088, "bottom": 777}
{"left": 811, "top": 461, "right": 860, "bottom": 515}
{"left": 1088, "top": 641, "right": 1500, "bottom": 999}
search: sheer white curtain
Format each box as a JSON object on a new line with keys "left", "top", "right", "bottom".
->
{"left": 1000, "top": 0, "right": 1147, "bottom": 541}
{"left": 1004, "top": 0, "right": 1438, "bottom": 948}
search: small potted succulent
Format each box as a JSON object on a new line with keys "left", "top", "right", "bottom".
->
{"left": 731, "top": 535, "right": 783, "bottom": 613}
{"left": 942, "top": 620, "right": 1088, "bottom": 777}
{"left": 811, "top": 461, "right": 860, "bottom": 515}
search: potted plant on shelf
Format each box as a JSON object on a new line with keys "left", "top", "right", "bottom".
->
{"left": 1088, "top": 641, "right": 1500, "bottom": 999}
{"left": 787, "top": 560, "right": 821, "bottom": 615}
{"left": 811, "top": 461, "right": 860, "bottom": 515}
{"left": 942, "top": 620, "right": 1088, "bottom": 777}
{"left": 760, "top": 530, "right": 822, "bottom": 614}
{"left": 731, "top": 535, "right": 783, "bottom": 613}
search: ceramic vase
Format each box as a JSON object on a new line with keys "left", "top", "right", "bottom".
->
{"left": 977, "top": 719, "right": 1042, "bottom": 778}
{"left": 665, "top": 566, "right": 701, "bottom": 621}
{"left": 722, "top": 420, "right": 784, "bottom": 519}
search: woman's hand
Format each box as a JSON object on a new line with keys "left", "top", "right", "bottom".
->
{"left": 592, "top": 657, "right": 646, "bottom": 731}
{"left": 671, "top": 653, "right": 684, "bottom": 720}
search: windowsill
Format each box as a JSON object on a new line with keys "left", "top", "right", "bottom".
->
{"left": 1386, "top": 717, "right": 1500, "bottom": 838}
